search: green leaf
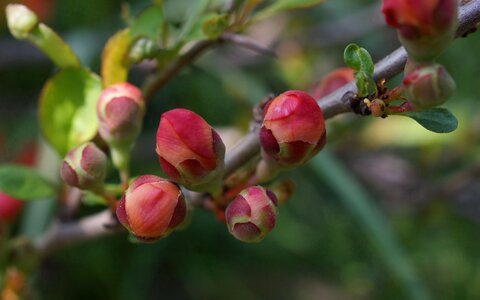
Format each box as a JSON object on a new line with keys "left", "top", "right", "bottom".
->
{"left": 101, "top": 29, "right": 132, "bottom": 87}
{"left": 344, "top": 43, "right": 374, "bottom": 75}
{"left": 0, "top": 164, "right": 56, "bottom": 200}
{"left": 402, "top": 107, "right": 458, "bottom": 133}
{"left": 345, "top": 43, "right": 376, "bottom": 97}
{"left": 182, "top": 13, "right": 228, "bottom": 42}
{"left": 254, "top": 0, "right": 326, "bottom": 20}
{"left": 354, "top": 71, "right": 377, "bottom": 97}
{"left": 39, "top": 68, "right": 102, "bottom": 156}
{"left": 202, "top": 14, "right": 229, "bottom": 39}
{"left": 130, "top": 5, "right": 165, "bottom": 41}
{"left": 176, "top": 0, "right": 210, "bottom": 44}
{"left": 82, "top": 191, "right": 107, "bottom": 206}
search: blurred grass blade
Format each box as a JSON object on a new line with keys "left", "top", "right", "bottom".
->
{"left": 310, "top": 150, "right": 430, "bottom": 300}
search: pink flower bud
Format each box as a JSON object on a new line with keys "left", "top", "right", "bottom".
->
{"left": 225, "top": 186, "right": 278, "bottom": 243}
{"left": 156, "top": 109, "right": 225, "bottom": 192}
{"left": 0, "top": 192, "right": 24, "bottom": 222}
{"left": 311, "top": 68, "right": 354, "bottom": 99}
{"left": 116, "top": 175, "right": 187, "bottom": 241}
{"left": 260, "top": 90, "right": 326, "bottom": 168}
{"left": 403, "top": 63, "right": 455, "bottom": 109}
{"left": 382, "top": 0, "right": 458, "bottom": 61}
{"left": 97, "top": 82, "right": 145, "bottom": 147}
{"left": 60, "top": 142, "right": 107, "bottom": 190}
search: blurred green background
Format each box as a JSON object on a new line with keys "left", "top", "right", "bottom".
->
{"left": 1, "top": 0, "right": 480, "bottom": 299}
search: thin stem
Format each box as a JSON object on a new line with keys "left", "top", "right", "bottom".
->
{"left": 220, "top": 32, "right": 277, "bottom": 57}
{"left": 387, "top": 101, "right": 416, "bottom": 114}
{"left": 142, "top": 40, "right": 216, "bottom": 100}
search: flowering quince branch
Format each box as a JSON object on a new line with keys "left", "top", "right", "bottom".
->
{"left": 25, "top": 0, "right": 480, "bottom": 256}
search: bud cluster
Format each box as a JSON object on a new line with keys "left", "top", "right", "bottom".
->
{"left": 56, "top": 82, "right": 323, "bottom": 244}
{"left": 381, "top": 0, "right": 457, "bottom": 110}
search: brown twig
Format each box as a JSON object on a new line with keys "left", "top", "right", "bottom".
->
{"left": 34, "top": 210, "right": 121, "bottom": 256}
{"left": 58, "top": 187, "right": 83, "bottom": 221}
{"left": 142, "top": 40, "right": 216, "bottom": 100}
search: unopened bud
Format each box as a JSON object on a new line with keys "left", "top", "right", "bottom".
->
{"left": 6, "top": 4, "right": 39, "bottom": 39}
{"left": 156, "top": 109, "right": 225, "bottom": 193}
{"left": 311, "top": 68, "right": 354, "bottom": 99}
{"left": 225, "top": 186, "right": 278, "bottom": 243}
{"left": 97, "top": 82, "right": 144, "bottom": 172}
{"left": 382, "top": 0, "right": 458, "bottom": 61}
{"left": 369, "top": 99, "right": 386, "bottom": 117}
{"left": 97, "top": 82, "right": 145, "bottom": 147}
{"left": 403, "top": 63, "right": 455, "bottom": 109}
{"left": 260, "top": 90, "right": 326, "bottom": 168}
{"left": 116, "top": 175, "right": 187, "bottom": 242}
{"left": 60, "top": 142, "right": 107, "bottom": 191}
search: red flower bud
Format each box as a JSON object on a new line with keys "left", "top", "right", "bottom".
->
{"left": 0, "top": 192, "right": 24, "bottom": 222}
{"left": 116, "top": 175, "right": 187, "bottom": 241}
{"left": 382, "top": 0, "right": 458, "bottom": 61}
{"left": 60, "top": 142, "right": 107, "bottom": 190}
{"left": 260, "top": 90, "right": 326, "bottom": 168}
{"left": 403, "top": 63, "right": 455, "bottom": 109}
{"left": 225, "top": 186, "right": 278, "bottom": 243}
{"left": 311, "top": 68, "right": 354, "bottom": 99}
{"left": 156, "top": 109, "right": 225, "bottom": 192}
{"left": 97, "top": 82, "right": 145, "bottom": 147}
